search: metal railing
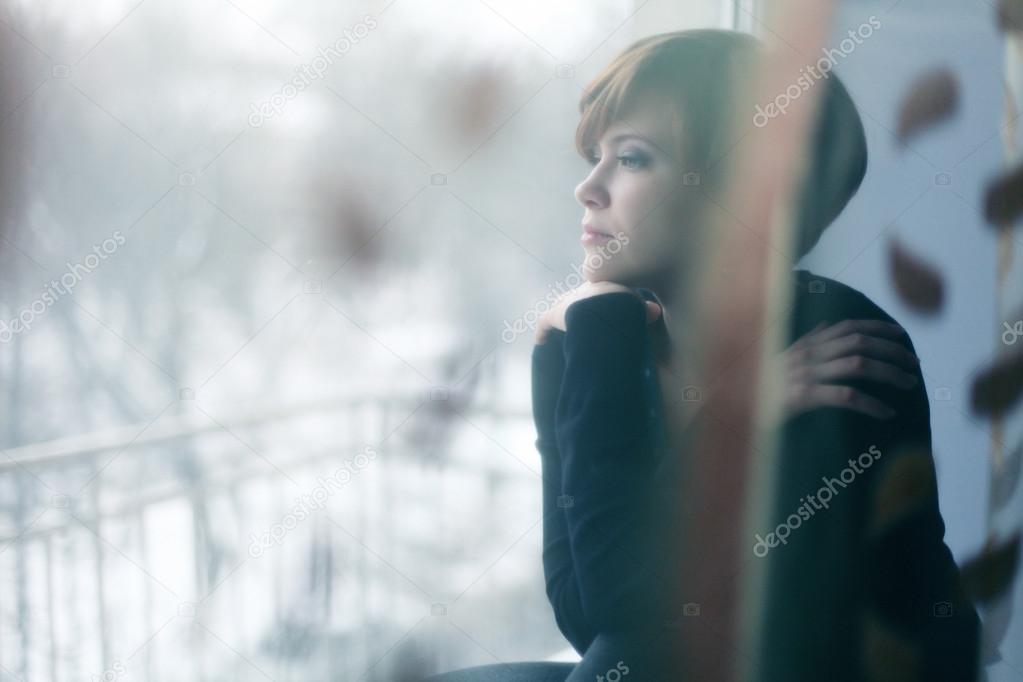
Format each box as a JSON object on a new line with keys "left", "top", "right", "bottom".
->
{"left": 0, "top": 394, "right": 557, "bottom": 682}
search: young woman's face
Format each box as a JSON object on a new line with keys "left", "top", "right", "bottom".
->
{"left": 574, "top": 98, "right": 697, "bottom": 290}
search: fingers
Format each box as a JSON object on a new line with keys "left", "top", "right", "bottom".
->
{"left": 798, "top": 355, "right": 918, "bottom": 390}
{"left": 645, "top": 301, "right": 662, "bottom": 324}
{"left": 810, "top": 319, "right": 908, "bottom": 344}
{"left": 791, "top": 321, "right": 828, "bottom": 349}
{"left": 808, "top": 330, "right": 920, "bottom": 371}
{"left": 790, "top": 383, "right": 897, "bottom": 419}
{"left": 534, "top": 321, "right": 550, "bottom": 346}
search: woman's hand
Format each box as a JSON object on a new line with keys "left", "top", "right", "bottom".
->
{"left": 534, "top": 281, "right": 663, "bottom": 345}
{"left": 781, "top": 319, "right": 921, "bottom": 420}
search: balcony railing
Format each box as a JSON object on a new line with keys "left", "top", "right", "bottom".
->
{"left": 0, "top": 394, "right": 562, "bottom": 681}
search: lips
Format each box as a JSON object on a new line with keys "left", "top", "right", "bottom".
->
{"left": 581, "top": 226, "right": 614, "bottom": 245}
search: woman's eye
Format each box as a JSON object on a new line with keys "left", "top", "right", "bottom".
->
{"left": 584, "top": 149, "right": 647, "bottom": 169}
{"left": 618, "top": 153, "right": 646, "bottom": 169}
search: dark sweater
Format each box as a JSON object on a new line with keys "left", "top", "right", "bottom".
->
{"left": 530, "top": 269, "right": 981, "bottom": 681}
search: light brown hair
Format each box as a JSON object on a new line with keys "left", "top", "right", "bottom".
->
{"left": 575, "top": 29, "right": 868, "bottom": 259}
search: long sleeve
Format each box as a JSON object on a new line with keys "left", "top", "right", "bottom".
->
{"left": 531, "top": 329, "right": 597, "bottom": 653}
{"left": 552, "top": 292, "right": 674, "bottom": 632}
{"left": 855, "top": 332, "right": 981, "bottom": 681}
{"left": 758, "top": 272, "right": 981, "bottom": 681}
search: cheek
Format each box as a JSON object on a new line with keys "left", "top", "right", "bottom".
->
{"left": 594, "top": 174, "right": 684, "bottom": 276}
{"left": 627, "top": 192, "right": 681, "bottom": 250}
{"left": 613, "top": 180, "right": 667, "bottom": 231}
{"left": 627, "top": 196, "right": 686, "bottom": 269}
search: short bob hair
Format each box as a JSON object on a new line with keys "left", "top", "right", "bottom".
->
{"left": 575, "top": 29, "right": 867, "bottom": 260}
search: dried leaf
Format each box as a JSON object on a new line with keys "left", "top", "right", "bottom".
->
{"left": 313, "top": 183, "right": 385, "bottom": 276}
{"left": 984, "top": 162, "right": 1023, "bottom": 226}
{"left": 896, "top": 68, "right": 959, "bottom": 146}
{"left": 454, "top": 66, "right": 506, "bottom": 138}
{"left": 961, "top": 532, "right": 1021, "bottom": 604}
{"left": 971, "top": 351, "right": 1023, "bottom": 418}
{"left": 888, "top": 236, "right": 944, "bottom": 314}
{"left": 998, "top": 0, "right": 1023, "bottom": 32}
{"left": 869, "top": 450, "right": 934, "bottom": 536}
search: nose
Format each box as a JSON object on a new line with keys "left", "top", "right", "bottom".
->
{"left": 574, "top": 166, "right": 609, "bottom": 209}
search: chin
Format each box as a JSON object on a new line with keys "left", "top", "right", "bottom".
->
{"left": 583, "top": 260, "right": 633, "bottom": 286}
{"left": 580, "top": 237, "right": 639, "bottom": 283}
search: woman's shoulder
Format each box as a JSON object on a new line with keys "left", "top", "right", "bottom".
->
{"left": 791, "top": 268, "right": 890, "bottom": 318}
{"left": 789, "top": 269, "right": 915, "bottom": 348}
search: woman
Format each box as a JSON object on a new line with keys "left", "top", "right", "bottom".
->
{"left": 425, "top": 29, "right": 979, "bottom": 681}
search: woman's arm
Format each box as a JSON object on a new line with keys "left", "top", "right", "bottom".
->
{"left": 531, "top": 330, "right": 597, "bottom": 653}
{"left": 552, "top": 291, "right": 674, "bottom": 632}
{"left": 857, "top": 334, "right": 981, "bottom": 681}
{"left": 761, "top": 282, "right": 982, "bottom": 680}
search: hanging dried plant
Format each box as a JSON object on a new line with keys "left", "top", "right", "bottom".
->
{"left": 453, "top": 65, "right": 507, "bottom": 139}
{"left": 960, "top": 531, "right": 1021, "bottom": 604}
{"left": 868, "top": 450, "right": 934, "bottom": 536}
{"left": 997, "top": 0, "right": 1023, "bottom": 33}
{"left": 895, "top": 68, "right": 959, "bottom": 146}
{"left": 984, "top": 162, "right": 1023, "bottom": 227}
{"left": 888, "top": 235, "right": 944, "bottom": 314}
{"left": 971, "top": 351, "right": 1023, "bottom": 418}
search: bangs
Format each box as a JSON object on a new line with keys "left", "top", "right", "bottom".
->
{"left": 573, "top": 30, "right": 762, "bottom": 170}
{"left": 574, "top": 36, "right": 675, "bottom": 159}
{"left": 574, "top": 69, "right": 634, "bottom": 158}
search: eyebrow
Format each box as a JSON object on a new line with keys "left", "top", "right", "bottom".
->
{"left": 604, "top": 133, "right": 654, "bottom": 146}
